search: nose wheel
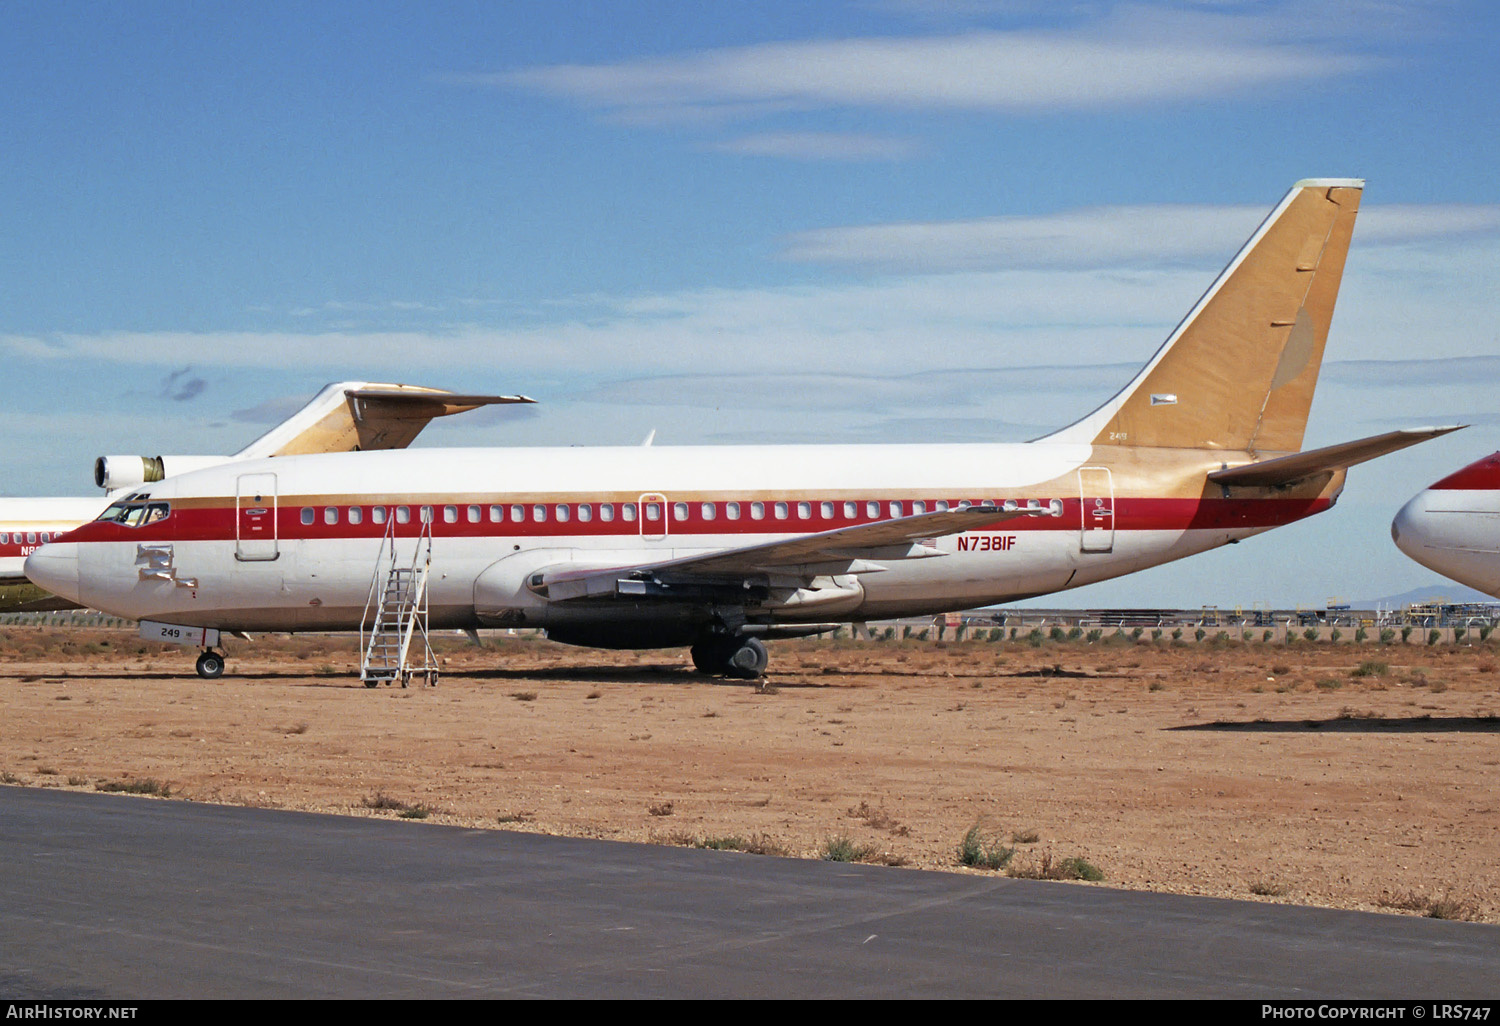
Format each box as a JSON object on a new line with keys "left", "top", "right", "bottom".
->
{"left": 690, "top": 635, "right": 769, "bottom": 679}
{"left": 195, "top": 650, "right": 226, "bottom": 679}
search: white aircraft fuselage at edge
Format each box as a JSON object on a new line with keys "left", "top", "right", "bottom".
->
{"left": 26, "top": 180, "right": 1462, "bottom": 677}
{"left": 1392, "top": 452, "right": 1500, "bottom": 597}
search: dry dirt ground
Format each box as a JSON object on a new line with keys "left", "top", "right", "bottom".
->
{"left": 2, "top": 626, "right": 1497, "bottom": 922}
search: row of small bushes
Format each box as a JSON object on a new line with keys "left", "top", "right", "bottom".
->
{"left": 835, "top": 624, "right": 1495, "bottom": 645}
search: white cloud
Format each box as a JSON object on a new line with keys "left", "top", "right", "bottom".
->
{"left": 487, "top": 19, "right": 1376, "bottom": 124}
{"left": 710, "top": 132, "right": 920, "bottom": 161}
{"left": 7, "top": 211, "right": 1497, "bottom": 381}
{"left": 782, "top": 202, "right": 1500, "bottom": 272}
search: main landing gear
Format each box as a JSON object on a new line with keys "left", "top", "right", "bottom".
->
{"left": 195, "top": 649, "right": 226, "bottom": 679}
{"left": 690, "top": 635, "right": 769, "bottom": 679}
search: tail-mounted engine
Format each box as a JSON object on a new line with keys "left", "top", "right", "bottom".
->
{"left": 93, "top": 455, "right": 228, "bottom": 491}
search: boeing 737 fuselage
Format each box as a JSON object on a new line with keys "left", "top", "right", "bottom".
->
{"left": 25, "top": 180, "right": 1460, "bottom": 678}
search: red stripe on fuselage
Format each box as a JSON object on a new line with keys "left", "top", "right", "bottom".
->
{"left": 58, "top": 495, "right": 1333, "bottom": 546}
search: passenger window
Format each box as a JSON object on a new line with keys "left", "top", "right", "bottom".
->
{"left": 866, "top": 501, "right": 879, "bottom": 519}
{"left": 349, "top": 507, "right": 363, "bottom": 525}
{"left": 511, "top": 505, "right": 524, "bottom": 523}
{"left": 0, "top": 533, "right": 8, "bottom": 544}
{"left": 467, "top": 505, "right": 480, "bottom": 523}
{"left": 533, "top": 504, "right": 547, "bottom": 522}
{"left": 420, "top": 506, "right": 434, "bottom": 524}
{"left": 796, "top": 501, "right": 811, "bottom": 520}
{"left": 623, "top": 503, "right": 637, "bottom": 522}
{"left": 396, "top": 506, "right": 411, "bottom": 524}
{"left": 774, "top": 502, "right": 789, "bottom": 520}
{"left": 843, "top": 501, "right": 856, "bottom": 519}
{"left": 301, "top": 508, "right": 315, "bottom": 525}
{"left": 600, "top": 503, "right": 615, "bottom": 522}
{"left": 324, "top": 507, "right": 338, "bottom": 525}
{"left": 935, "top": 500, "right": 949, "bottom": 512}
{"left": 26, "top": 532, "right": 37, "bottom": 544}
{"left": 913, "top": 501, "right": 927, "bottom": 514}
{"left": 821, "top": 501, "right": 835, "bottom": 519}
{"left": 556, "top": 504, "right": 570, "bottom": 522}
{"left": 372, "top": 507, "right": 388, "bottom": 524}
{"left": 489, "top": 505, "right": 502, "bottom": 523}
{"left": 890, "top": 501, "right": 903, "bottom": 517}
{"left": 702, "top": 502, "right": 716, "bottom": 521}
{"left": 751, "top": 502, "right": 765, "bottom": 520}
{"left": 726, "top": 502, "right": 740, "bottom": 520}
{"left": 645, "top": 503, "right": 661, "bottom": 522}
{"left": 578, "top": 504, "right": 592, "bottom": 522}
{"left": 445, "top": 505, "right": 459, "bottom": 524}
{"left": 673, "top": 502, "right": 688, "bottom": 522}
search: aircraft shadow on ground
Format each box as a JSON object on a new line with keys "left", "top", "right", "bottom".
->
{"left": 1173, "top": 715, "right": 1500, "bottom": 734}
{"left": 455, "top": 665, "right": 838, "bottom": 688}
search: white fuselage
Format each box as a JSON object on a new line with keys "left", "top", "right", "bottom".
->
{"left": 25, "top": 440, "right": 1327, "bottom": 640}
{"left": 1392, "top": 452, "right": 1500, "bottom": 597}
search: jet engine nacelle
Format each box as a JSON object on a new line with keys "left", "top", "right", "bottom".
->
{"left": 93, "top": 455, "right": 230, "bottom": 492}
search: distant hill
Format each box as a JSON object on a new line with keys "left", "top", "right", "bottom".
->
{"left": 1354, "top": 584, "right": 1498, "bottom": 608}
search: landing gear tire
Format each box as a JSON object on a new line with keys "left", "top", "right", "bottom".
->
{"left": 725, "top": 637, "right": 768, "bottom": 679}
{"left": 692, "top": 636, "right": 768, "bottom": 679}
{"left": 691, "top": 639, "right": 727, "bottom": 674}
{"left": 195, "top": 650, "right": 225, "bottom": 680}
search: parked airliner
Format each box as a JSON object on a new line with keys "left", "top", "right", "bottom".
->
{"left": 1392, "top": 452, "right": 1500, "bottom": 597}
{"left": 26, "top": 180, "right": 1461, "bottom": 678}
{"left": 1, "top": 382, "right": 529, "bottom": 585}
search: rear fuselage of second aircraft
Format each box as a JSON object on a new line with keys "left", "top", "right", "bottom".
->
{"left": 26, "top": 441, "right": 1342, "bottom": 641}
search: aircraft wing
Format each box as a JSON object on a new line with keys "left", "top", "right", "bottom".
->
{"left": 531, "top": 505, "right": 1024, "bottom": 601}
{"left": 236, "top": 382, "right": 536, "bottom": 457}
{"left": 1209, "top": 426, "right": 1465, "bottom": 488}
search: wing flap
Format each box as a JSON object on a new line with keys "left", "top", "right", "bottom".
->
{"left": 534, "top": 505, "right": 1026, "bottom": 601}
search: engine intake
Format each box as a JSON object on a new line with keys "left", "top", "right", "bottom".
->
{"left": 93, "top": 455, "right": 228, "bottom": 491}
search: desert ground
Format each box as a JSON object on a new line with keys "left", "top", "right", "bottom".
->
{"left": 1, "top": 624, "right": 1496, "bottom": 922}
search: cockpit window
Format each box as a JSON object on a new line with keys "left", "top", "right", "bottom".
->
{"left": 96, "top": 501, "right": 170, "bottom": 527}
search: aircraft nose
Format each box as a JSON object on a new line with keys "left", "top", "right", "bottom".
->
{"left": 1390, "top": 492, "right": 1431, "bottom": 559}
{"left": 25, "top": 542, "right": 81, "bottom": 604}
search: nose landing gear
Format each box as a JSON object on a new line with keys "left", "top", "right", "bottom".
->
{"left": 195, "top": 649, "right": 226, "bottom": 679}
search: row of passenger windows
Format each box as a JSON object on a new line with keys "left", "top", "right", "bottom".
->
{"left": 0, "top": 531, "right": 61, "bottom": 545}
{"left": 297, "top": 498, "right": 1058, "bottom": 527}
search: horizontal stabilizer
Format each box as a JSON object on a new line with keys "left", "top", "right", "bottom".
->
{"left": 236, "top": 381, "right": 536, "bottom": 458}
{"left": 343, "top": 388, "right": 535, "bottom": 419}
{"left": 1209, "top": 427, "right": 1465, "bottom": 487}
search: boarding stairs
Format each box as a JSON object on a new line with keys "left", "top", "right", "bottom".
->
{"left": 360, "top": 513, "right": 436, "bottom": 687}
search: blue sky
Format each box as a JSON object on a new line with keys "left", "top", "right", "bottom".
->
{"left": 3, "top": 0, "right": 1498, "bottom": 607}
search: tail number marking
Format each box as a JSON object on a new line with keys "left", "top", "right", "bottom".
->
{"left": 957, "top": 534, "right": 1016, "bottom": 552}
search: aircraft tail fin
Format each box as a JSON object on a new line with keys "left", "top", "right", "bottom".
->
{"left": 1043, "top": 179, "right": 1363, "bottom": 453}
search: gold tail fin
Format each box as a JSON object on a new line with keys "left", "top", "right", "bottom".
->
{"left": 1046, "top": 179, "right": 1362, "bottom": 453}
